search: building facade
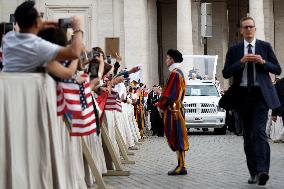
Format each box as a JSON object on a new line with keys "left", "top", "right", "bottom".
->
{"left": 1, "top": 0, "right": 283, "bottom": 88}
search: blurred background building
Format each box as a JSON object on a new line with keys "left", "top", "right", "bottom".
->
{"left": 1, "top": 0, "right": 283, "bottom": 88}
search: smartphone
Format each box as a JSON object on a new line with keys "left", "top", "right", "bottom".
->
{"left": 10, "top": 14, "right": 15, "bottom": 24}
{"left": 58, "top": 18, "right": 72, "bottom": 28}
{"left": 106, "top": 55, "right": 111, "bottom": 64}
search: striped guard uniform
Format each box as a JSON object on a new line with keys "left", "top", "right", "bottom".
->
{"left": 158, "top": 69, "right": 189, "bottom": 152}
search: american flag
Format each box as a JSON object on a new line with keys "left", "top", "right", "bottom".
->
{"left": 105, "top": 91, "right": 122, "bottom": 112}
{"left": 95, "top": 90, "right": 109, "bottom": 124}
{"left": 56, "top": 76, "right": 97, "bottom": 136}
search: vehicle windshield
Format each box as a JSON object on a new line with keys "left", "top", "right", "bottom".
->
{"left": 185, "top": 85, "right": 219, "bottom": 97}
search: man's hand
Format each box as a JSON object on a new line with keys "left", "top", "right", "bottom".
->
{"left": 240, "top": 54, "right": 257, "bottom": 64}
{"left": 253, "top": 54, "right": 265, "bottom": 64}
{"left": 271, "top": 116, "right": 277, "bottom": 122}
{"left": 71, "top": 16, "right": 82, "bottom": 31}
{"left": 114, "top": 52, "right": 122, "bottom": 63}
{"left": 240, "top": 54, "right": 265, "bottom": 65}
{"left": 112, "top": 75, "right": 125, "bottom": 85}
{"left": 95, "top": 53, "right": 104, "bottom": 64}
{"left": 128, "top": 66, "right": 140, "bottom": 74}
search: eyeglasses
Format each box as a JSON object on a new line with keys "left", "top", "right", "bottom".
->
{"left": 242, "top": 25, "right": 255, "bottom": 29}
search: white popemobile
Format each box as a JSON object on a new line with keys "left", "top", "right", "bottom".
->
{"left": 180, "top": 55, "right": 226, "bottom": 134}
{"left": 183, "top": 79, "right": 226, "bottom": 134}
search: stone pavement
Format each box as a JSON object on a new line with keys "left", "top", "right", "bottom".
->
{"left": 103, "top": 133, "right": 284, "bottom": 189}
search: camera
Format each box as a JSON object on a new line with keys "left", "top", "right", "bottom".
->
{"left": 106, "top": 55, "right": 111, "bottom": 64}
{"left": 92, "top": 50, "right": 100, "bottom": 58}
{"left": 58, "top": 18, "right": 72, "bottom": 28}
{"left": 0, "top": 22, "right": 14, "bottom": 35}
{"left": 10, "top": 14, "right": 15, "bottom": 24}
{"left": 80, "top": 51, "right": 93, "bottom": 62}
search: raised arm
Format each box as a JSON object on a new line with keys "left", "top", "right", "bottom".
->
{"left": 55, "top": 17, "right": 84, "bottom": 61}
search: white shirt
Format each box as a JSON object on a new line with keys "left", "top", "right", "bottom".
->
{"left": 115, "top": 82, "right": 127, "bottom": 99}
{"left": 168, "top": 63, "right": 181, "bottom": 72}
{"left": 2, "top": 31, "right": 60, "bottom": 72}
{"left": 240, "top": 38, "right": 259, "bottom": 86}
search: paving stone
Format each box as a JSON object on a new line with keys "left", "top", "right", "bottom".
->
{"left": 103, "top": 134, "right": 284, "bottom": 189}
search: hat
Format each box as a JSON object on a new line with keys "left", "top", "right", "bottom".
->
{"left": 167, "top": 49, "right": 183, "bottom": 63}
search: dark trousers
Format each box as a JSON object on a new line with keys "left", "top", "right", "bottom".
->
{"left": 226, "top": 110, "right": 235, "bottom": 132}
{"left": 237, "top": 87, "right": 270, "bottom": 176}
{"left": 150, "top": 113, "right": 164, "bottom": 136}
{"left": 234, "top": 111, "right": 243, "bottom": 135}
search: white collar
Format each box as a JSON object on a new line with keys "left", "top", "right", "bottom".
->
{"left": 244, "top": 38, "right": 256, "bottom": 48}
{"left": 168, "top": 63, "right": 181, "bottom": 72}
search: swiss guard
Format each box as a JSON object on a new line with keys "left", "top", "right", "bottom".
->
{"left": 157, "top": 49, "right": 189, "bottom": 175}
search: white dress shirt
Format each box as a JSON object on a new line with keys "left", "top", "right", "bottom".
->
{"left": 240, "top": 38, "right": 259, "bottom": 86}
{"left": 168, "top": 63, "right": 181, "bottom": 72}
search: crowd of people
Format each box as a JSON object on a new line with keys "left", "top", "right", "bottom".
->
{"left": 1, "top": 1, "right": 284, "bottom": 187}
{"left": 0, "top": 1, "right": 190, "bottom": 179}
{"left": 0, "top": 2, "right": 167, "bottom": 186}
{"left": 0, "top": 0, "right": 186, "bottom": 142}
{"left": 0, "top": 1, "right": 151, "bottom": 138}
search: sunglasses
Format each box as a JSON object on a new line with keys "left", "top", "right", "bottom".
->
{"left": 242, "top": 25, "right": 255, "bottom": 29}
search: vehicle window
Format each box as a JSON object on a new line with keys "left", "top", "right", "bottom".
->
{"left": 185, "top": 85, "right": 219, "bottom": 97}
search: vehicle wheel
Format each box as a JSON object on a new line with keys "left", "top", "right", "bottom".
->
{"left": 214, "top": 125, "right": 227, "bottom": 135}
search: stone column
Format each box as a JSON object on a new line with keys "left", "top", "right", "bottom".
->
{"left": 249, "top": 0, "right": 265, "bottom": 40}
{"left": 124, "top": 0, "right": 149, "bottom": 85}
{"left": 113, "top": 0, "right": 121, "bottom": 37}
{"left": 177, "top": 0, "right": 193, "bottom": 54}
{"left": 112, "top": 0, "right": 126, "bottom": 68}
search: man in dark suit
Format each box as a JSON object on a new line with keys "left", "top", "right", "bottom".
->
{"left": 147, "top": 85, "right": 158, "bottom": 135}
{"left": 147, "top": 85, "right": 164, "bottom": 137}
{"left": 223, "top": 17, "right": 281, "bottom": 186}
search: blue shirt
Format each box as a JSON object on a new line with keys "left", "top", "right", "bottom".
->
{"left": 2, "top": 31, "right": 60, "bottom": 72}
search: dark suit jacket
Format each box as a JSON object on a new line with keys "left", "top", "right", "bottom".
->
{"left": 146, "top": 90, "right": 160, "bottom": 117}
{"left": 223, "top": 39, "right": 282, "bottom": 109}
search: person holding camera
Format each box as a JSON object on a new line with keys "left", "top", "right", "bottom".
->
{"left": 2, "top": 1, "right": 84, "bottom": 72}
{"left": 38, "top": 27, "right": 99, "bottom": 86}
{"left": 88, "top": 47, "right": 112, "bottom": 81}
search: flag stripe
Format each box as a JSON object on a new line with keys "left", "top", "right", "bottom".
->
{"left": 56, "top": 80, "right": 97, "bottom": 136}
